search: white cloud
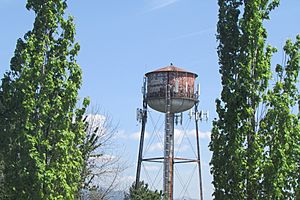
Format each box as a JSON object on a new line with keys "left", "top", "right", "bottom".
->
{"left": 130, "top": 131, "right": 142, "bottom": 140}
{"left": 177, "top": 129, "right": 211, "bottom": 140}
{"left": 144, "top": 165, "right": 160, "bottom": 171}
{"left": 143, "top": 129, "right": 210, "bottom": 153}
{"left": 148, "top": 141, "right": 188, "bottom": 152}
{"left": 89, "top": 154, "right": 116, "bottom": 163}
{"left": 99, "top": 154, "right": 116, "bottom": 161}
{"left": 116, "top": 130, "right": 128, "bottom": 139}
{"left": 174, "top": 129, "right": 185, "bottom": 144}
{"left": 128, "top": 131, "right": 150, "bottom": 140}
{"left": 125, "top": 127, "right": 210, "bottom": 142}
{"left": 118, "top": 175, "right": 136, "bottom": 189}
{"left": 174, "top": 144, "right": 189, "bottom": 152}
{"left": 174, "top": 129, "right": 211, "bottom": 145}
{"left": 85, "top": 114, "right": 106, "bottom": 125}
{"left": 121, "top": 175, "right": 135, "bottom": 183}
{"left": 149, "top": 142, "right": 164, "bottom": 152}
{"left": 199, "top": 131, "right": 211, "bottom": 139}
{"left": 145, "top": 0, "right": 180, "bottom": 12}
{"left": 114, "top": 130, "right": 150, "bottom": 140}
{"left": 84, "top": 114, "right": 107, "bottom": 136}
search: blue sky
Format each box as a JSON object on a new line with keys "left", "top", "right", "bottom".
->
{"left": 0, "top": 0, "right": 299, "bottom": 199}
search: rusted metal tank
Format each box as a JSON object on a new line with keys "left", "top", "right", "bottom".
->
{"left": 145, "top": 64, "right": 198, "bottom": 113}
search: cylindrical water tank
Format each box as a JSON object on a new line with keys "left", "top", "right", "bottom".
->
{"left": 145, "top": 64, "right": 198, "bottom": 113}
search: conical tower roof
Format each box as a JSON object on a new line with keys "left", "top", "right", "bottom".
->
{"left": 145, "top": 63, "right": 198, "bottom": 77}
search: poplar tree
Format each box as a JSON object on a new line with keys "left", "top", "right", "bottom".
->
{"left": 210, "top": 0, "right": 299, "bottom": 199}
{"left": 259, "top": 37, "right": 300, "bottom": 199}
{"left": 0, "top": 0, "right": 89, "bottom": 199}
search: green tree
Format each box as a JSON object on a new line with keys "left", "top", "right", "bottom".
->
{"left": 258, "top": 37, "right": 300, "bottom": 199}
{"left": 210, "top": 0, "right": 299, "bottom": 199}
{"left": 0, "top": 0, "right": 89, "bottom": 199}
{"left": 124, "top": 181, "right": 162, "bottom": 200}
{"left": 0, "top": 93, "right": 5, "bottom": 199}
{"left": 0, "top": 153, "right": 5, "bottom": 199}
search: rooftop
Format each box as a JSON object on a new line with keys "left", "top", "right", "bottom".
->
{"left": 145, "top": 63, "right": 197, "bottom": 77}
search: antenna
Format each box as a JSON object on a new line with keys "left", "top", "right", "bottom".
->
{"left": 142, "top": 76, "right": 147, "bottom": 98}
{"left": 200, "top": 110, "right": 209, "bottom": 122}
{"left": 197, "top": 83, "right": 201, "bottom": 98}
{"left": 189, "top": 109, "right": 209, "bottom": 122}
{"left": 175, "top": 113, "right": 183, "bottom": 125}
{"left": 188, "top": 109, "right": 193, "bottom": 119}
{"left": 136, "top": 108, "right": 143, "bottom": 123}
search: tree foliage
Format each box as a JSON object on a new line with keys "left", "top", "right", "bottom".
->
{"left": 210, "top": 0, "right": 299, "bottom": 199}
{"left": 0, "top": 0, "right": 88, "bottom": 199}
{"left": 124, "top": 181, "right": 162, "bottom": 200}
{"left": 258, "top": 37, "right": 300, "bottom": 199}
{"left": 0, "top": 154, "right": 5, "bottom": 199}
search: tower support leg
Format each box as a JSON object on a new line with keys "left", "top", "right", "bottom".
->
{"left": 163, "top": 113, "right": 174, "bottom": 200}
{"left": 135, "top": 100, "right": 147, "bottom": 189}
{"left": 194, "top": 101, "right": 203, "bottom": 200}
{"left": 163, "top": 81, "right": 174, "bottom": 200}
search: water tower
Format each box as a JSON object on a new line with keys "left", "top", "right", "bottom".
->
{"left": 135, "top": 64, "right": 205, "bottom": 200}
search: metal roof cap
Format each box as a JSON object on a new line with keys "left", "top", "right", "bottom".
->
{"left": 145, "top": 63, "right": 198, "bottom": 77}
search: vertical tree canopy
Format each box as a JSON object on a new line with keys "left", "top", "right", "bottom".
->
{"left": 210, "top": 0, "right": 299, "bottom": 199}
{"left": 0, "top": 0, "right": 89, "bottom": 199}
